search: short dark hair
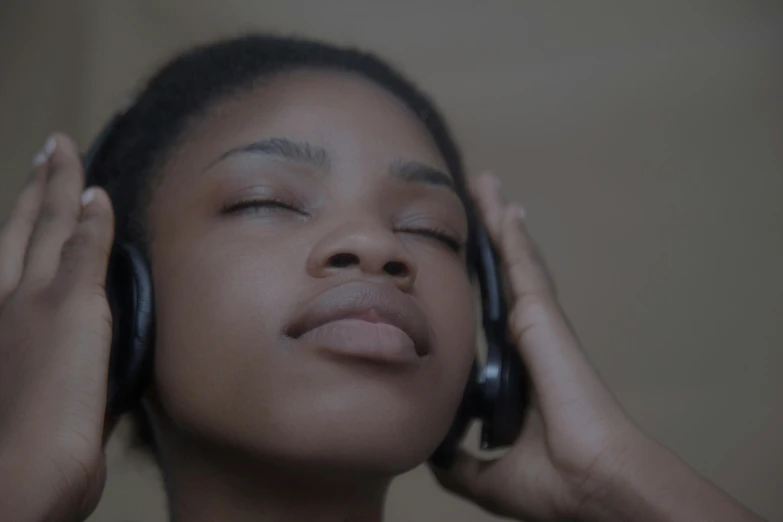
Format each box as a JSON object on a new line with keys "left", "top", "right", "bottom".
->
{"left": 89, "top": 33, "right": 476, "bottom": 458}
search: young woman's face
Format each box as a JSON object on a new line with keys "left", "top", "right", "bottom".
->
{"left": 145, "top": 70, "right": 476, "bottom": 472}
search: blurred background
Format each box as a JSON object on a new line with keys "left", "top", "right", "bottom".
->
{"left": 1, "top": 1, "right": 782, "bottom": 520}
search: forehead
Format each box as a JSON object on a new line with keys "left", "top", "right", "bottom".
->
{"left": 170, "top": 69, "right": 449, "bottom": 176}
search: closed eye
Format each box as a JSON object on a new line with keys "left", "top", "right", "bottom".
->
{"left": 221, "top": 199, "right": 463, "bottom": 251}
{"left": 221, "top": 197, "right": 301, "bottom": 215}
{"left": 399, "top": 226, "right": 464, "bottom": 253}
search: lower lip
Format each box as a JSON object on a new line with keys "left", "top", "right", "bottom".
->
{"left": 298, "top": 319, "right": 420, "bottom": 364}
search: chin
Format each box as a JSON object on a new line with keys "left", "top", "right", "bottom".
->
{"left": 244, "top": 385, "right": 459, "bottom": 475}
{"left": 153, "top": 322, "right": 472, "bottom": 476}
{"left": 157, "top": 373, "right": 461, "bottom": 477}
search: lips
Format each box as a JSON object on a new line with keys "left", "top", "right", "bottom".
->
{"left": 286, "top": 281, "right": 431, "bottom": 363}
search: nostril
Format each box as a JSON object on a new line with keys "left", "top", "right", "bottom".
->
{"left": 328, "top": 252, "right": 359, "bottom": 268}
{"left": 383, "top": 260, "right": 409, "bottom": 278}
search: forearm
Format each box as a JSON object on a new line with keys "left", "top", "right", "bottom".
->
{"left": 582, "top": 435, "right": 766, "bottom": 522}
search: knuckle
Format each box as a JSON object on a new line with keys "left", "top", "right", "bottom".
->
{"left": 509, "top": 295, "right": 553, "bottom": 340}
{"left": 4, "top": 279, "right": 42, "bottom": 306}
{"left": 18, "top": 274, "right": 54, "bottom": 297}
{"left": 505, "top": 254, "right": 527, "bottom": 276}
{"left": 53, "top": 132, "right": 82, "bottom": 161}
{"left": 34, "top": 214, "right": 76, "bottom": 245}
{"left": 46, "top": 161, "right": 68, "bottom": 180}
{"left": 60, "top": 230, "right": 93, "bottom": 264}
{"left": 23, "top": 286, "right": 110, "bottom": 346}
{"left": 40, "top": 196, "right": 79, "bottom": 225}
{"left": 0, "top": 287, "right": 48, "bottom": 335}
{"left": 35, "top": 200, "right": 61, "bottom": 225}
{"left": 83, "top": 212, "right": 111, "bottom": 241}
{"left": 49, "top": 163, "right": 85, "bottom": 190}
{"left": 63, "top": 282, "right": 110, "bottom": 315}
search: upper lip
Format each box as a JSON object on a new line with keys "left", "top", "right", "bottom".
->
{"left": 286, "top": 281, "right": 431, "bottom": 356}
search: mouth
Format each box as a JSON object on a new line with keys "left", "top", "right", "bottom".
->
{"left": 286, "top": 281, "right": 431, "bottom": 365}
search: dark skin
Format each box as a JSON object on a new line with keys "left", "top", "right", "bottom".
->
{"left": 0, "top": 70, "right": 767, "bottom": 522}
{"left": 144, "top": 70, "right": 476, "bottom": 521}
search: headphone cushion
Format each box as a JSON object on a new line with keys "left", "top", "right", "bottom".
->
{"left": 105, "top": 243, "right": 155, "bottom": 419}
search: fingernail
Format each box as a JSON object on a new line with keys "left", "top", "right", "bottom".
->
{"left": 81, "top": 187, "right": 96, "bottom": 207}
{"left": 31, "top": 151, "right": 48, "bottom": 167}
{"left": 43, "top": 136, "right": 57, "bottom": 156}
{"left": 481, "top": 171, "right": 500, "bottom": 189}
{"left": 31, "top": 135, "right": 57, "bottom": 167}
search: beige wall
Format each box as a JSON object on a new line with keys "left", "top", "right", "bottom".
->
{"left": 1, "top": 1, "right": 781, "bottom": 520}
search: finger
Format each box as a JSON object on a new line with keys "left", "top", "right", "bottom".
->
{"left": 469, "top": 172, "right": 506, "bottom": 240}
{"left": 0, "top": 151, "right": 51, "bottom": 301}
{"left": 470, "top": 171, "right": 555, "bottom": 300}
{"left": 21, "top": 134, "right": 86, "bottom": 286}
{"left": 499, "top": 204, "right": 557, "bottom": 301}
{"left": 55, "top": 187, "right": 115, "bottom": 290}
{"left": 498, "top": 205, "right": 619, "bottom": 413}
{"left": 470, "top": 173, "right": 573, "bottom": 356}
{"left": 430, "top": 449, "right": 500, "bottom": 507}
{"left": 499, "top": 202, "right": 579, "bottom": 364}
{"left": 430, "top": 412, "right": 544, "bottom": 499}
{"left": 430, "top": 448, "right": 535, "bottom": 520}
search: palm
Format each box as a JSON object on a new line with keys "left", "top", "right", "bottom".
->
{"left": 431, "top": 174, "right": 637, "bottom": 521}
{"left": 0, "top": 134, "right": 114, "bottom": 521}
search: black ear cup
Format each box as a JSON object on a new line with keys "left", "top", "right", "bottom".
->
{"left": 82, "top": 113, "right": 154, "bottom": 422}
{"left": 104, "top": 242, "right": 155, "bottom": 420}
{"left": 428, "top": 224, "right": 528, "bottom": 467}
{"left": 428, "top": 349, "right": 526, "bottom": 467}
{"left": 477, "top": 337, "right": 525, "bottom": 449}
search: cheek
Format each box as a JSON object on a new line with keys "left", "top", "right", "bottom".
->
{"left": 417, "top": 259, "right": 477, "bottom": 407}
{"left": 149, "top": 237, "right": 298, "bottom": 435}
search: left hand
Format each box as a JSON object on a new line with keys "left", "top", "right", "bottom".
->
{"left": 429, "top": 172, "right": 645, "bottom": 521}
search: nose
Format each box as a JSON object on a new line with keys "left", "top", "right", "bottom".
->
{"left": 306, "top": 220, "right": 418, "bottom": 291}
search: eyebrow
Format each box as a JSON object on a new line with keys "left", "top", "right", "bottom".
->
{"left": 208, "top": 137, "right": 456, "bottom": 193}
{"left": 208, "top": 137, "right": 329, "bottom": 170}
{"left": 389, "top": 159, "right": 456, "bottom": 193}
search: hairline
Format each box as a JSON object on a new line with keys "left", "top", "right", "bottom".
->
{"left": 136, "top": 65, "right": 467, "bottom": 249}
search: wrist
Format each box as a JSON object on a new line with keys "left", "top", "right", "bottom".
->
{"left": 572, "top": 431, "right": 766, "bottom": 522}
{"left": 1, "top": 438, "right": 94, "bottom": 522}
{"left": 566, "top": 425, "right": 656, "bottom": 522}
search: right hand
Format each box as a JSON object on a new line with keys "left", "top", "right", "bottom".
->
{"left": 0, "top": 134, "right": 115, "bottom": 522}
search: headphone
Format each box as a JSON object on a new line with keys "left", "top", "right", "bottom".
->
{"left": 83, "top": 108, "right": 528, "bottom": 468}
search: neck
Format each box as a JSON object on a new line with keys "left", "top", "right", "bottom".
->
{"left": 157, "top": 430, "right": 391, "bottom": 522}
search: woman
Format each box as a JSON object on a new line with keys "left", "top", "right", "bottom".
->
{"left": 0, "top": 34, "right": 766, "bottom": 522}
